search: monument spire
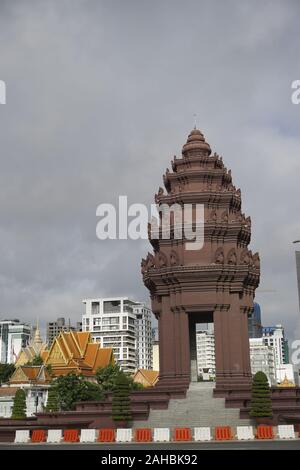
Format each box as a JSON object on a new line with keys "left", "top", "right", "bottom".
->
{"left": 142, "top": 127, "right": 260, "bottom": 396}
{"left": 34, "top": 318, "right": 43, "bottom": 345}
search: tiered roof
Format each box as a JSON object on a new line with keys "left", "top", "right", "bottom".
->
{"left": 43, "top": 330, "right": 114, "bottom": 377}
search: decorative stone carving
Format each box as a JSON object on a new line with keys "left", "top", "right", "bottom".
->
{"left": 215, "top": 247, "right": 224, "bottom": 264}
{"left": 253, "top": 252, "right": 260, "bottom": 269}
{"left": 170, "top": 250, "right": 179, "bottom": 266}
{"left": 227, "top": 248, "right": 237, "bottom": 265}
{"left": 221, "top": 210, "right": 229, "bottom": 223}
{"left": 157, "top": 251, "right": 168, "bottom": 268}
{"left": 240, "top": 249, "right": 250, "bottom": 265}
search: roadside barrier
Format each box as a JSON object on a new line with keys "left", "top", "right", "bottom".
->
{"left": 255, "top": 425, "right": 274, "bottom": 440}
{"left": 14, "top": 430, "right": 30, "bottom": 443}
{"left": 31, "top": 429, "right": 47, "bottom": 443}
{"left": 9, "top": 424, "right": 300, "bottom": 444}
{"left": 236, "top": 426, "right": 254, "bottom": 440}
{"left": 135, "top": 428, "right": 152, "bottom": 442}
{"left": 63, "top": 429, "right": 80, "bottom": 443}
{"left": 194, "top": 427, "right": 212, "bottom": 441}
{"left": 116, "top": 428, "right": 132, "bottom": 443}
{"left": 153, "top": 428, "right": 170, "bottom": 442}
{"left": 215, "top": 426, "right": 233, "bottom": 440}
{"left": 277, "top": 425, "right": 295, "bottom": 439}
{"left": 80, "top": 429, "right": 97, "bottom": 443}
{"left": 47, "top": 429, "right": 62, "bottom": 443}
{"left": 97, "top": 428, "right": 115, "bottom": 442}
{"left": 174, "top": 427, "right": 192, "bottom": 441}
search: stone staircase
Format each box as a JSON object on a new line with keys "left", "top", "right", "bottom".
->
{"left": 134, "top": 382, "right": 253, "bottom": 428}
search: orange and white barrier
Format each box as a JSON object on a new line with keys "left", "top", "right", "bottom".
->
{"left": 8, "top": 424, "right": 300, "bottom": 444}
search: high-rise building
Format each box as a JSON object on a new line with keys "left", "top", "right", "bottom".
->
{"left": 248, "top": 302, "right": 263, "bottom": 338}
{"left": 151, "top": 327, "right": 159, "bottom": 371}
{"left": 296, "top": 251, "right": 300, "bottom": 312}
{"left": 249, "top": 337, "right": 276, "bottom": 385}
{"left": 0, "top": 319, "right": 31, "bottom": 364}
{"left": 46, "top": 317, "right": 77, "bottom": 346}
{"left": 82, "top": 297, "right": 139, "bottom": 373}
{"left": 133, "top": 303, "right": 153, "bottom": 370}
{"left": 262, "top": 325, "right": 288, "bottom": 367}
{"left": 196, "top": 326, "right": 216, "bottom": 381}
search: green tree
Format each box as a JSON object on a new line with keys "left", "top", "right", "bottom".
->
{"left": 96, "top": 364, "right": 144, "bottom": 392}
{"left": 80, "top": 381, "right": 104, "bottom": 402}
{"left": 52, "top": 373, "right": 104, "bottom": 411}
{"left": 112, "top": 373, "right": 132, "bottom": 422}
{"left": 96, "top": 364, "right": 122, "bottom": 391}
{"left": 0, "top": 363, "right": 15, "bottom": 385}
{"left": 45, "top": 387, "right": 59, "bottom": 412}
{"left": 25, "top": 355, "right": 44, "bottom": 366}
{"left": 250, "top": 371, "right": 273, "bottom": 418}
{"left": 11, "top": 389, "right": 27, "bottom": 419}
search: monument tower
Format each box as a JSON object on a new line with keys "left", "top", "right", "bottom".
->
{"left": 142, "top": 128, "right": 260, "bottom": 395}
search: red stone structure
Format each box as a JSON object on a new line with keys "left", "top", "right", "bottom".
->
{"left": 142, "top": 128, "right": 260, "bottom": 395}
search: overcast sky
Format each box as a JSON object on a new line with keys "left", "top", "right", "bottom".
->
{"left": 0, "top": 0, "right": 299, "bottom": 342}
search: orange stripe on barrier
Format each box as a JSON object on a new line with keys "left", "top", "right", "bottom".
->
{"left": 215, "top": 426, "right": 233, "bottom": 441}
{"left": 63, "top": 429, "right": 80, "bottom": 443}
{"left": 255, "top": 425, "right": 274, "bottom": 440}
{"left": 135, "top": 428, "right": 152, "bottom": 442}
{"left": 98, "top": 428, "right": 115, "bottom": 442}
{"left": 174, "top": 427, "right": 192, "bottom": 441}
{"left": 31, "top": 430, "right": 46, "bottom": 443}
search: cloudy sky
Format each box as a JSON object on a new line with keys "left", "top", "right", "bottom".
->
{"left": 0, "top": 0, "right": 299, "bottom": 342}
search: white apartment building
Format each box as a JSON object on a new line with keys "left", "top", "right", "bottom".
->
{"left": 196, "top": 326, "right": 216, "bottom": 381}
{"left": 82, "top": 297, "right": 152, "bottom": 374}
{"left": 262, "top": 325, "right": 287, "bottom": 367}
{"left": 249, "top": 338, "right": 276, "bottom": 385}
{"left": 133, "top": 303, "right": 153, "bottom": 370}
{"left": 0, "top": 320, "right": 31, "bottom": 364}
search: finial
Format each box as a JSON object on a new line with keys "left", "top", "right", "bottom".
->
{"left": 34, "top": 317, "right": 43, "bottom": 344}
{"left": 193, "top": 113, "right": 197, "bottom": 129}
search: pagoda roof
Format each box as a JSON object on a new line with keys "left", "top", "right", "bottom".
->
{"left": 43, "top": 331, "right": 114, "bottom": 377}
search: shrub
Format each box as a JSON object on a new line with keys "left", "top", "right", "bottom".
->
{"left": 250, "top": 371, "right": 273, "bottom": 417}
{"left": 45, "top": 387, "right": 59, "bottom": 412}
{"left": 112, "top": 373, "right": 132, "bottom": 422}
{"left": 12, "top": 389, "right": 27, "bottom": 419}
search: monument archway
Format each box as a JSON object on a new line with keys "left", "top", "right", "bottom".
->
{"left": 142, "top": 128, "right": 260, "bottom": 395}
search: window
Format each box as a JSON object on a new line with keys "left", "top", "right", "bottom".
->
{"left": 103, "top": 300, "right": 121, "bottom": 314}
{"left": 92, "top": 302, "right": 100, "bottom": 315}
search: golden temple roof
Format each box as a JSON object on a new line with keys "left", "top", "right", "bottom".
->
{"left": 43, "top": 331, "right": 114, "bottom": 377}
{"left": 133, "top": 369, "right": 159, "bottom": 387}
{"left": 278, "top": 374, "right": 295, "bottom": 388}
{"left": 9, "top": 365, "right": 51, "bottom": 385}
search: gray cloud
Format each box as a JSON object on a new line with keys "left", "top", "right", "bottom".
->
{"left": 0, "top": 0, "right": 300, "bottom": 342}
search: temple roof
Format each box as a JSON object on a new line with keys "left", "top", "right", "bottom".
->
{"left": 15, "top": 320, "right": 47, "bottom": 367}
{"left": 9, "top": 365, "right": 51, "bottom": 385}
{"left": 182, "top": 128, "right": 211, "bottom": 156}
{"left": 278, "top": 374, "right": 295, "bottom": 388}
{"left": 43, "top": 331, "right": 114, "bottom": 377}
{"left": 133, "top": 369, "right": 159, "bottom": 387}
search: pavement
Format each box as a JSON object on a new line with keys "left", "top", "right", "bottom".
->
{"left": 1, "top": 440, "right": 300, "bottom": 450}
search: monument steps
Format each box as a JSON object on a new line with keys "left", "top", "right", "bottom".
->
{"left": 134, "top": 382, "right": 253, "bottom": 428}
